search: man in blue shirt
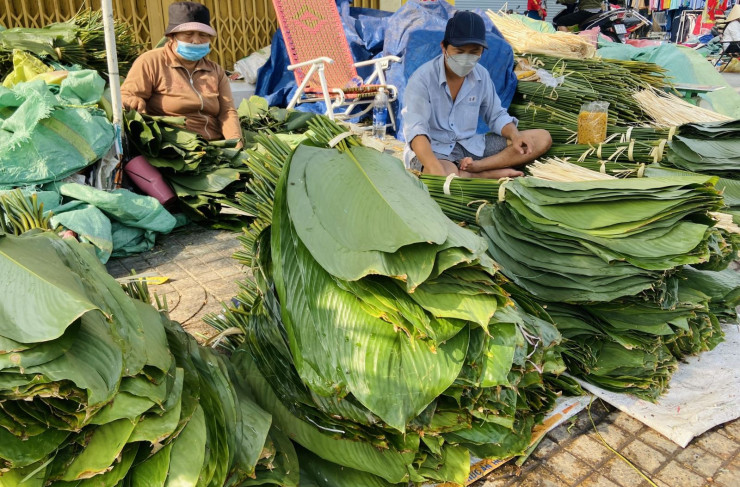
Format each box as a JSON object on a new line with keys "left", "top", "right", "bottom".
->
{"left": 403, "top": 11, "right": 551, "bottom": 178}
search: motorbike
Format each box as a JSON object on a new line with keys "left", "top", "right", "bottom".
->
{"left": 579, "top": 6, "right": 652, "bottom": 43}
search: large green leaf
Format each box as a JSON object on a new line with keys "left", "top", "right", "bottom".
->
{"left": 0, "top": 233, "right": 100, "bottom": 343}
{"left": 129, "top": 442, "right": 174, "bottom": 487}
{"left": 0, "top": 428, "right": 70, "bottom": 469}
{"left": 59, "top": 419, "right": 137, "bottom": 481}
{"left": 273, "top": 158, "right": 469, "bottom": 429}
{"left": 296, "top": 446, "right": 407, "bottom": 487}
{"left": 164, "top": 404, "right": 207, "bottom": 487}
{"left": 234, "top": 351, "right": 417, "bottom": 484}
{"left": 286, "top": 145, "right": 453, "bottom": 282}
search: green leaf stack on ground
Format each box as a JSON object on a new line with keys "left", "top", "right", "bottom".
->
{"left": 0, "top": 230, "right": 294, "bottom": 487}
{"left": 209, "top": 117, "right": 578, "bottom": 484}
{"left": 422, "top": 166, "right": 737, "bottom": 401}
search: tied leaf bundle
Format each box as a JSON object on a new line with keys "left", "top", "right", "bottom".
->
{"left": 0, "top": 10, "right": 142, "bottom": 79}
{"left": 479, "top": 174, "right": 730, "bottom": 303}
{"left": 422, "top": 166, "right": 736, "bottom": 400}
{"left": 209, "top": 117, "right": 576, "bottom": 484}
{"left": 0, "top": 231, "right": 296, "bottom": 487}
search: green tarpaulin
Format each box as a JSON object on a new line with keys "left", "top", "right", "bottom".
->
{"left": 597, "top": 42, "right": 740, "bottom": 119}
{"left": 0, "top": 70, "right": 114, "bottom": 187}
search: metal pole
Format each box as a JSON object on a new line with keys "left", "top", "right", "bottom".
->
{"left": 101, "top": 0, "right": 125, "bottom": 189}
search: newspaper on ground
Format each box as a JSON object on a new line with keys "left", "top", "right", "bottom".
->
{"left": 576, "top": 324, "right": 740, "bottom": 448}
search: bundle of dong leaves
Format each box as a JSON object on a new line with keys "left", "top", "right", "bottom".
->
{"left": 658, "top": 120, "right": 740, "bottom": 222}
{"left": 0, "top": 229, "right": 297, "bottom": 487}
{"left": 124, "top": 97, "right": 314, "bottom": 229}
{"left": 0, "top": 10, "right": 141, "bottom": 81}
{"left": 479, "top": 175, "right": 735, "bottom": 303}
{"left": 421, "top": 170, "right": 737, "bottom": 400}
{"left": 209, "top": 117, "right": 578, "bottom": 485}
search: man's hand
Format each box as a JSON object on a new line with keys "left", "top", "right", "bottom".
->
{"left": 510, "top": 131, "right": 536, "bottom": 155}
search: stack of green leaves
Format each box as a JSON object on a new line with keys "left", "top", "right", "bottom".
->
{"left": 125, "top": 111, "right": 250, "bottom": 228}
{"left": 209, "top": 117, "right": 576, "bottom": 484}
{"left": 0, "top": 230, "right": 296, "bottom": 487}
{"left": 659, "top": 121, "right": 740, "bottom": 222}
{"left": 238, "top": 95, "right": 316, "bottom": 148}
{"left": 547, "top": 276, "right": 727, "bottom": 401}
{"left": 0, "top": 10, "right": 141, "bottom": 79}
{"left": 478, "top": 175, "right": 731, "bottom": 304}
{"left": 124, "top": 98, "right": 315, "bottom": 230}
{"left": 665, "top": 122, "right": 740, "bottom": 177}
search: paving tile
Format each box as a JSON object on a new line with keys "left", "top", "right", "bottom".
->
{"left": 566, "top": 434, "right": 613, "bottom": 465}
{"left": 602, "top": 456, "right": 652, "bottom": 487}
{"left": 543, "top": 450, "right": 592, "bottom": 483}
{"left": 532, "top": 437, "right": 562, "bottom": 460}
{"left": 177, "top": 257, "right": 205, "bottom": 273}
{"left": 639, "top": 429, "right": 681, "bottom": 456}
{"left": 717, "top": 419, "right": 739, "bottom": 442}
{"left": 548, "top": 423, "right": 578, "bottom": 445}
{"left": 518, "top": 467, "right": 571, "bottom": 487}
{"left": 579, "top": 473, "right": 620, "bottom": 487}
{"left": 695, "top": 430, "right": 739, "bottom": 460}
{"left": 655, "top": 461, "right": 709, "bottom": 487}
{"left": 713, "top": 456, "right": 739, "bottom": 487}
{"left": 621, "top": 440, "right": 667, "bottom": 474}
{"left": 105, "top": 260, "right": 129, "bottom": 277}
{"left": 606, "top": 412, "right": 644, "bottom": 435}
{"left": 142, "top": 249, "right": 174, "bottom": 266}
{"left": 153, "top": 262, "right": 188, "bottom": 280}
{"left": 674, "top": 445, "right": 724, "bottom": 478}
{"left": 216, "top": 266, "right": 246, "bottom": 279}
{"left": 479, "top": 476, "right": 512, "bottom": 487}
{"left": 586, "top": 423, "right": 632, "bottom": 451}
{"left": 168, "top": 286, "right": 207, "bottom": 324}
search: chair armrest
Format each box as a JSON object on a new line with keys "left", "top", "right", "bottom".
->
{"left": 354, "top": 55, "right": 402, "bottom": 69}
{"left": 288, "top": 57, "right": 335, "bottom": 71}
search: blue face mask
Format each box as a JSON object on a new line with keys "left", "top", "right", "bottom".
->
{"left": 176, "top": 41, "right": 211, "bottom": 61}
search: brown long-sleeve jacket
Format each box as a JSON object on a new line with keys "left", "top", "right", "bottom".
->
{"left": 121, "top": 41, "right": 241, "bottom": 142}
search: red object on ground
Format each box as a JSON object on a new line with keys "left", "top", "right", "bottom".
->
{"left": 124, "top": 155, "right": 177, "bottom": 207}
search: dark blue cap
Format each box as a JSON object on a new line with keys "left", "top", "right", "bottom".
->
{"left": 444, "top": 11, "right": 488, "bottom": 49}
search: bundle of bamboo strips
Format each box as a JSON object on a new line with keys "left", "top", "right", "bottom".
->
{"left": 528, "top": 158, "right": 617, "bottom": 181}
{"left": 486, "top": 10, "right": 596, "bottom": 59}
{"left": 633, "top": 88, "right": 733, "bottom": 126}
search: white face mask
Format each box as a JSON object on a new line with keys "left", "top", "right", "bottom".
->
{"left": 445, "top": 52, "right": 481, "bottom": 77}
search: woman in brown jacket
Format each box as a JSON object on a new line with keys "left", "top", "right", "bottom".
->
{"left": 121, "top": 2, "right": 242, "bottom": 145}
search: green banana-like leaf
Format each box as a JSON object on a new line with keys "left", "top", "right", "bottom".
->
{"left": 273, "top": 156, "right": 468, "bottom": 429}
{"left": 164, "top": 404, "right": 207, "bottom": 487}
{"left": 167, "top": 167, "right": 243, "bottom": 193}
{"left": 296, "top": 446, "right": 407, "bottom": 487}
{"left": 0, "top": 428, "right": 70, "bottom": 469}
{"left": 287, "top": 145, "right": 457, "bottom": 283}
{"left": 58, "top": 419, "right": 137, "bottom": 481}
{"left": 234, "top": 350, "right": 417, "bottom": 484}
{"left": 129, "top": 442, "right": 174, "bottom": 487}
{"left": 0, "top": 232, "right": 100, "bottom": 343}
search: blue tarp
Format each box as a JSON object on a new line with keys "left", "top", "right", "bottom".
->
{"left": 256, "top": 0, "right": 518, "bottom": 139}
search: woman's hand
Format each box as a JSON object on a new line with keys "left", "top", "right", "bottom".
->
{"left": 123, "top": 97, "right": 147, "bottom": 114}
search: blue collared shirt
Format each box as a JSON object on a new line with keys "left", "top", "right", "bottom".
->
{"left": 402, "top": 54, "right": 517, "bottom": 158}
